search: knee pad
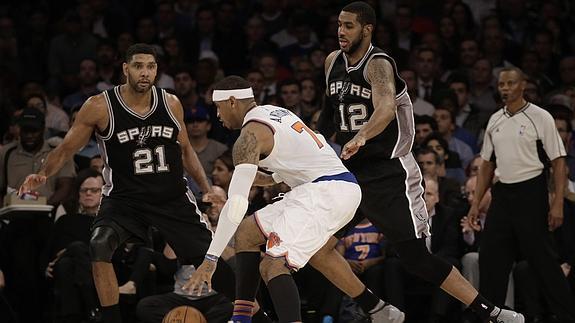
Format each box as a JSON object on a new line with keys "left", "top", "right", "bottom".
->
{"left": 394, "top": 238, "right": 452, "bottom": 285}
{"left": 89, "top": 226, "right": 120, "bottom": 262}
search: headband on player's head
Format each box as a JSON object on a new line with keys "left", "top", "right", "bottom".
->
{"left": 212, "top": 88, "right": 254, "bottom": 102}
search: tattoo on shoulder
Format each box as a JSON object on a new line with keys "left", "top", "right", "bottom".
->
{"left": 367, "top": 59, "right": 396, "bottom": 97}
{"left": 232, "top": 130, "right": 259, "bottom": 165}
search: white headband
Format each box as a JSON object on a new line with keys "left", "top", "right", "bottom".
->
{"left": 212, "top": 88, "right": 254, "bottom": 102}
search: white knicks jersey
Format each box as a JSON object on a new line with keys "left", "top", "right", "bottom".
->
{"left": 243, "top": 105, "right": 349, "bottom": 188}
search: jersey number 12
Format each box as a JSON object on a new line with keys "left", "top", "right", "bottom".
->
{"left": 338, "top": 103, "right": 368, "bottom": 131}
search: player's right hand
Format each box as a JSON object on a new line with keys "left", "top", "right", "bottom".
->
{"left": 466, "top": 205, "right": 482, "bottom": 232}
{"left": 182, "top": 259, "right": 217, "bottom": 296}
{"left": 18, "top": 174, "right": 47, "bottom": 197}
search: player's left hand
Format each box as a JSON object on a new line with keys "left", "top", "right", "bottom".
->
{"left": 182, "top": 259, "right": 217, "bottom": 296}
{"left": 548, "top": 204, "right": 563, "bottom": 231}
{"left": 341, "top": 135, "right": 366, "bottom": 160}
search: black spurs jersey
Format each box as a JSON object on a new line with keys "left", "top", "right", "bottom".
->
{"left": 324, "top": 45, "right": 415, "bottom": 173}
{"left": 96, "top": 85, "right": 187, "bottom": 203}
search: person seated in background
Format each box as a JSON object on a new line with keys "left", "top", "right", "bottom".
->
{"left": 416, "top": 147, "right": 464, "bottom": 210}
{"left": 422, "top": 133, "right": 466, "bottom": 184}
{"left": 335, "top": 218, "right": 386, "bottom": 321}
{"left": 43, "top": 169, "right": 103, "bottom": 323}
{"left": 89, "top": 155, "right": 104, "bottom": 173}
{"left": 136, "top": 264, "right": 233, "bottom": 323}
{"left": 414, "top": 115, "right": 438, "bottom": 150}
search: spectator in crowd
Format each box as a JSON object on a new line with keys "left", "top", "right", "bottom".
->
{"left": 245, "top": 69, "right": 265, "bottom": 105}
{"left": 47, "top": 11, "right": 98, "bottom": 93}
{"left": 136, "top": 263, "right": 233, "bottom": 323}
{"left": 470, "top": 58, "right": 498, "bottom": 114}
{"left": 415, "top": 48, "right": 446, "bottom": 103}
{"left": 62, "top": 58, "right": 101, "bottom": 113}
{"left": 95, "top": 39, "right": 120, "bottom": 91}
{"left": 416, "top": 147, "right": 463, "bottom": 209}
{"left": 433, "top": 105, "right": 475, "bottom": 168}
{"left": 448, "top": 75, "right": 490, "bottom": 141}
{"left": 185, "top": 106, "right": 228, "bottom": 180}
{"left": 44, "top": 169, "right": 103, "bottom": 323}
{"left": 0, "top": 108, "right": 75, "bottom": 323}
{"left": 457, "top": 38, "right": 482, "bottom": 77}
{"left": 89, "top": 155, "right": 104, "bottom": 173}
{"left": 19, "top": 80, "right": 70, "bottom": 137}
{"left": 300, "top": 78, "right": 320, "bottom": 118}
{"left": 211, "top": 150, "right": 234, "bottom": 193}
{"left": 414, "top": 115, "right": 438, "bottom": 149}
{"left": 423, "top": 133, "right": 466, "bottom": 184}
{"left": 25, "top": 93, "right": 70, "bottom": 138}
{"left": 400, "top": 68, "right": 435, "bottom": 116}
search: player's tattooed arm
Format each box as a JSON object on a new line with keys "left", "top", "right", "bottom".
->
{"left": 233, "top": 128, "right": 260, "bottom": 166}
{"left": 232, "top": 121, "right": 274, "bottom": 166}
{"left": 360, "top": 58, "right": 397, "bottom": 139}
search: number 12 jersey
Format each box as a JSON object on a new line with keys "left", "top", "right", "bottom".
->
{"left": 325, "top": 44, "right": 415, "bottom": 170}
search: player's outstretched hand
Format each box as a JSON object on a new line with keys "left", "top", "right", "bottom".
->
{"left": 341, "top": 135, "right": 366, "bottom": 160}
{"left": 182, "top": 259, "right": 217, "bottom": 296}
{"left": 18, "top": 174, "right": 47, "bottom": 197}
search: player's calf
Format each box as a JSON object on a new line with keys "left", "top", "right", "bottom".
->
{"left": 260, "top": 255, "right": 302, "bottom": 323}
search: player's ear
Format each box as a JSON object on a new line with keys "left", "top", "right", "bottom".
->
{"left": 122, "top": 62, "right": 128, "bottom": 77}
{"left": 364, "top": 24, "right": 373, "bottom": 36}
{"left": 229, "top": 96, "right": 237, "bottom": 109}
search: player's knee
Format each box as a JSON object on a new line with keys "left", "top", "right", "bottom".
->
{"left": 259, "top": 255, "right": 291, "bottom": 284}
{"left": 235, "top": 216, "right": 264, "bottom": 251}
{"left": 89, "top": 226, "right": 119, "bottom": 262}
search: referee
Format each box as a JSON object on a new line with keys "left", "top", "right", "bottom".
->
{"left": 468, "top": 67, "right": 575, "bottom": 321}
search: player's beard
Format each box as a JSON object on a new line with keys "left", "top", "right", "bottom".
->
{"left": 127, "top": 75, "right": 153, "bottom": 93}
{"left": 346, "top": 32, "right": 364, "bottom": 56}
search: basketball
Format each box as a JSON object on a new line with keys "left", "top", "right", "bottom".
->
{"left": 162, "top": 306, "right": 207, "bottom": 323}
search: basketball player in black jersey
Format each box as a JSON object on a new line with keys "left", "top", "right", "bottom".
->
{"left": 317, "top": 2, "right": 524, "bottom": 322}
{"left": 18, "top": 44, "right": 239, "bottom": 323}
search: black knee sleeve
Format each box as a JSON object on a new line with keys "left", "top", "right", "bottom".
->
{"left": 394, "top": 238, "right": 452, "bottom": 285}
{"left": 89, "top": 226, "right": 120, "bottom": 262}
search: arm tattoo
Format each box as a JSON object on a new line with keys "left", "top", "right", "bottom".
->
{"left": 367, "top": 59, "right": 396, "bottom": 98}
{"left": 232, "top": 130, "right": 260, "bottom": 165}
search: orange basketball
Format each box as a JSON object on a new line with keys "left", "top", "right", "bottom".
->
{"left": 162, "top": 306, "right": 207, "bottom": 323}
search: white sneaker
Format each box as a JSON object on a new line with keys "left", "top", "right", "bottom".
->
{"left": 491, "top": 309, "right": 525, "bottom": 323}
{"left": 370, "top": 303, "right": 405, "bottom": 323}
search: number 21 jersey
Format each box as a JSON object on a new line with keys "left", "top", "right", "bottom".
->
{"left": 325, "top": 45, "right": 415, "bottom": 170}
{"left": 96, "top": 85, "right": 186, "bottom": 203}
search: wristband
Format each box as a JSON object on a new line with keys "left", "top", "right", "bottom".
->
{"left": 205, "top": 254, "right": 218, "bottom": 262}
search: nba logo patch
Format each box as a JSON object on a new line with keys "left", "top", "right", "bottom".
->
{"left": 519, "top": 125, "right": 526, "bottom": 136}
{"left": 267, "top": 232, "right": 282, "bottom": 249}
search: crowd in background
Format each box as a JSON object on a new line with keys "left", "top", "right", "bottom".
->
{"left": 1, "top": 0, "right": 575, "bottom": 322}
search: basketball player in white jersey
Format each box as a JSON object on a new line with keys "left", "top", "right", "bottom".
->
{"left": 183, "top": 76, "right": 405, "bottom": 322}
